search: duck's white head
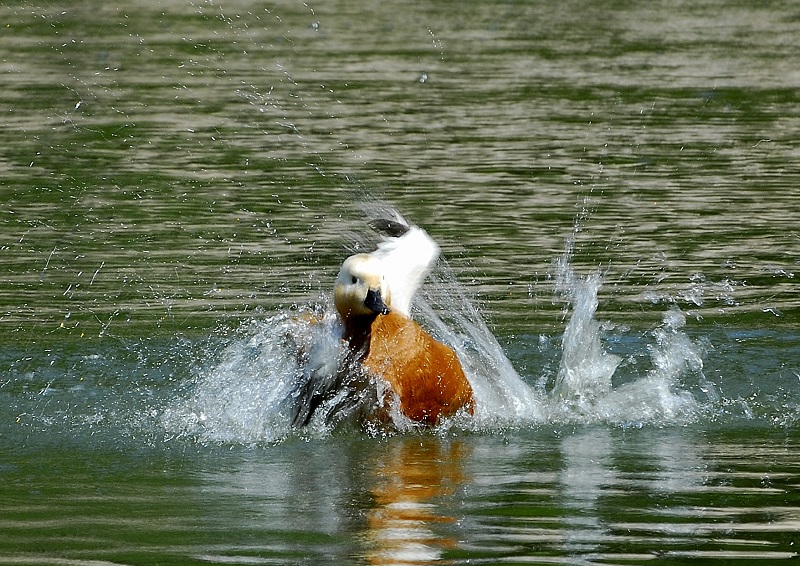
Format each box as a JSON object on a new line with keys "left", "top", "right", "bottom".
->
{"left": 334, "top": 253, "right": 391, "bottom": 319}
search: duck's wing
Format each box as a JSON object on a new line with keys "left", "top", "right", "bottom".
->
{"left": 370, "top": 223, "right": 439, "bottom": 317}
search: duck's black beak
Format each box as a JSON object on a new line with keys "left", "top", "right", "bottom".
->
{"left": 364, "top": 288, "right": 390, "bottom": 315}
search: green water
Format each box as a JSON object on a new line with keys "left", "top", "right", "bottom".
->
{"left": 2, "top": 0, "right": 799, "bottom": 564}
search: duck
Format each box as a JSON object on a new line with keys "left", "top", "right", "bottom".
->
{"left": 331, "top": 218, "right": 474, "bottom": 426}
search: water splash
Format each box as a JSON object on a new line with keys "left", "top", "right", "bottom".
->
{"left": 546, "top": 237, "right": 710, "bottom": 426}
{"left": 416, "top": 265, "right": 546, "bottom": 428}
{"left": 563, "top": 307, "right": 705, "bottom": 427}
{"left": 162, "top": 311, "right": 348, "bottom": 444}
{"left": 163, "top": 226, "right": 713, "bottom": 444}
{"left": 550, "top": 271, "right": 621, "bottom": 413}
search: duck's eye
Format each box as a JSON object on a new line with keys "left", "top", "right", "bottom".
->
{"left": 351, "top": 276, "right": 358, "bottom": 284}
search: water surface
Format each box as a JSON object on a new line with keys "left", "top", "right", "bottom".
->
{"left": 1, "top": 0, "right": 799, "bottom": 564}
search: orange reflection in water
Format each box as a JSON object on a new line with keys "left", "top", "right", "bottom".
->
{"left": 365, "top": 437, "right": 469, "bottom": 565}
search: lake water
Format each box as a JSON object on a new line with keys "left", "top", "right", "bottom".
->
{"left": 2, "top": 0, "right": 799, "bottom": 564}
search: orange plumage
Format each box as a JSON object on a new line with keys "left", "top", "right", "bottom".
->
{"left": 359, "top": 311, "right": 474, "bottom": 425}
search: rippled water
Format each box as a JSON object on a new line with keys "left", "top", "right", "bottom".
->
{"left": 1, "top": 0, "right": 799, "bottom": 564}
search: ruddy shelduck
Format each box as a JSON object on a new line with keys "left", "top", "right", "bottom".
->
{"left": 332, "top": 219, "right": 474, "bottom": 425}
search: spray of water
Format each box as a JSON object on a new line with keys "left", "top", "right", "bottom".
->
{"left": 161, "top": 310, "right": 348, "bottom": 444}
{"left": 415, "top": 266, "right": 546, "bottom": 428}
{"left": 545, "top": 236, "right": 710, "bottom": 426}
{"left": 163, "top": 218, "right": 713, "bottom": 444}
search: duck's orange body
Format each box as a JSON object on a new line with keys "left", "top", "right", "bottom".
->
{"left": 326, "top": 217, "right": 475, "bottom": 427}
{"left": 358, "top": 311, "right": 474, "bottom": 425}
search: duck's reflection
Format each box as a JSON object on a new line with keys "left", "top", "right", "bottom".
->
{"left": 365, "top": 436, "right": 469, "bottom": 565}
